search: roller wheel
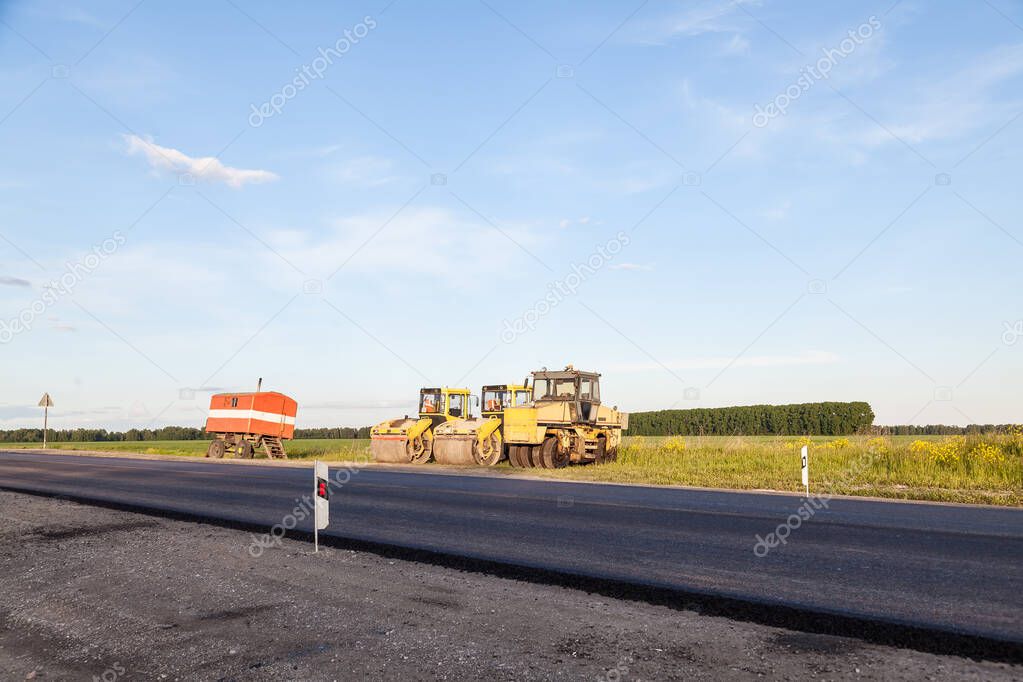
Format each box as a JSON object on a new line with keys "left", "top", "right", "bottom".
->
{"left": 594, "top": 437, "right": 608, "bottom": 464}
{"left": 551, "top": 440, "right": 571, "bottom": 469}
{"left": 409, "top": 434, "right": 433, "bottom": 464}
{"left": 238, "top": 440, "right": 255, "bottom": 459}
{"left": 537, "top": 436, "right": 569, "bottom": 469}
{"left": 606, "top": 445, "right": 618, "bottom": 463}
{"left": 509, "top": 445, "right": 528, "bottom": 468}
{"left": 206, "top": 440, "right": 226, "bottom": 459}
{"left": 476, "top": 433, "right": 502, "bottom": 466}
{"left": 528, "top": 443, "right": 546, "bottom": 469}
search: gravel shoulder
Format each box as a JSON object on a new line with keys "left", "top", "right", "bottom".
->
{"left": 0, "top": 491, "right": 1018, "bottom": 681}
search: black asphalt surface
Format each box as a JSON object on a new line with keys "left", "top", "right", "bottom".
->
{"left": 1, "top": 450, "right": 1021, "bottom": 650}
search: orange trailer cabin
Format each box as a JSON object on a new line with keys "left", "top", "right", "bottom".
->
{"left": 204, "top": 391, "right": 298, "bottom": 440}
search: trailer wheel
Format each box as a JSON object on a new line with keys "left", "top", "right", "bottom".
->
{"left": 238, "top": 440, "right": 254, "bottom": 459}
{"left": 207, "top": 440, "right": 226, "bottom": 458}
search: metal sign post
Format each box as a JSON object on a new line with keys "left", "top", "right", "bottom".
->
{"left": 38, "top": 393, "right": 53, "bottom": 448}
{"left": 313, "top": 461, "right": 329, "bottom": 553}
{"left": 800, "top": 445, "right": 809, "bottom": 497}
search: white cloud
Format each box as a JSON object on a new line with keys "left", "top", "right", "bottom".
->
{"left": 123, "top": 135, "right": 278, "bottom": 188}
{"left": 0, "top": 276, "right": 30, "bottom": 287}
{"left": 612, "top": 350, "right": 840, "bottom": 372}
{"left": 610, "top": 263, "right": 653, "bottom": 271}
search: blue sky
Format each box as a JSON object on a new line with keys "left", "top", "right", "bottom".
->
{"left": 1, "top": 0, "right": 1021, "bottom": 431}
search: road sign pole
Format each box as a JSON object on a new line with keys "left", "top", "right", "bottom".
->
{"left": 38, "top": 393, "right": 53, "bottom": 449}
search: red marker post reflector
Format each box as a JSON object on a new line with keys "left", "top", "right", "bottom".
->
{"left": 313, "top": 461, "right": 329, "bottom": 553}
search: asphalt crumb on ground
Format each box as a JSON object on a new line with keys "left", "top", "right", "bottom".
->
{"left": 0, "top": 491, "right": 1019, "bottom": 681}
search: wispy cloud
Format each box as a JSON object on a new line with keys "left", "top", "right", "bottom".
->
{"left": 761, "top": 200, "right": 791, "bottom": 221}
{"left": 720, "top": 33, "right": 750, "bottom": 56}
{"left": 56, "top": 6, "right": 107, "bottom": 29}
{"left": 330, "top": 156, "right": 399, "bottom": 187}
{"left": 634, "top": 0, "right": 760, "bottom": 44}
{"left": 0, "top": 276, "right": 30, "bottom": 287}
{"left": 610, "top": 262, "right": 653, "bottom": 271}
{"left": 123, "top": 135, "right": 278, "bottom": 188}
{"left": 559, "top": 216, "right": 591, "bottom": 228}
{"left": 857, "top": 43, "right": 1023, "bottom": 147}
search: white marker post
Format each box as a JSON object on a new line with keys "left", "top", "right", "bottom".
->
{"left": 313, "top": 461, "right": 329, "bottom": 553}
{"left": 38, "top": 393, "right": 53, "bottom": 448}
{"left": 800, "top": 445, "right": 809, "bottom": 497}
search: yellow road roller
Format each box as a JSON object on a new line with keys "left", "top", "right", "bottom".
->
{"left": 503, "top": 366, "right": 628, "bottom": 468}
{"left": 433, "top": 383, "right": 531, "bottom": 465}
{"left": 370, "top": 387, "right": 472, "bottom": 464}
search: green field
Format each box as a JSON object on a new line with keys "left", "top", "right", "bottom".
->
{"left": 5, "top": 433, "right": 1021, "bottom": 506}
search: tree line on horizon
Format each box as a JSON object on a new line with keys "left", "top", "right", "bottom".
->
{"left": 626, "top": 402, "right": 876, "bottom": 436}
{"left": 0, "top": 426, "right": 372, "bottom": 443}
{"left": 0, "top": 401, "right": 1017, "bottom": 442}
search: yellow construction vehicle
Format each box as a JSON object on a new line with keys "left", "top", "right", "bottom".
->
{"left": 433, "top": 383, "right": 531, "bottom": 465}
{"left": 503, "top": 366, "right": 628, "bottom": 468}
{"left": 370, "top": 387, "right": 472, "bottom": 464}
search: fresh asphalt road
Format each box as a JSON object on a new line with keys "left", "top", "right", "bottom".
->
{"left": 1, "top": 450, "right": 1021, "bottom": 646}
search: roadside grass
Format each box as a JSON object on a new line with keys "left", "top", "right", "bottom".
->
{"left": 524, "top": 433, "right": 1023, "bottom": 506}
{"left": 5, "top": 433, "right": 1020, "bottom": 506}
{"left": 2, "top": 439, "right": 372, "bottom": 460}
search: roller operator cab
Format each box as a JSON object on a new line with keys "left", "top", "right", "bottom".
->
{"left": 370, "top": 387, "right": 473, "bottom": 464}
{"left": 503, "top": 366, "right": 628, "bottom": 469}
{"left": 432, "top": 383, "right": 530, "bottom": 466}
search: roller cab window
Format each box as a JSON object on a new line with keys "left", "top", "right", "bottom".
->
{"left": 448, "top": 393, "right": 464, "bottom": 418}
{"left": 580, "top": 378, "right": 599, "bottom": 402}
{"left": 533, "top": 378, "right": 578, "bottom": 400}
{"left": 483, "top": 390, "right": 509, "bottom": 412}
{"left": 420, "top": 392, "right": 442, "bottom": 414}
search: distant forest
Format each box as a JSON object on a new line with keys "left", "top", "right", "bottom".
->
{"left": 0, "top": 426, "right": 371, "bottom": 443}
{"left": 626, "top": 402, "right": 876, "bottom": 436}
{"left": 0, "top": 402, "right": 1017, "bottom": 443}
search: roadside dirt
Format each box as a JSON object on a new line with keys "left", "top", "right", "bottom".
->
{"left": 0, "top": 491, "right": 1018, "bottom": 681}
